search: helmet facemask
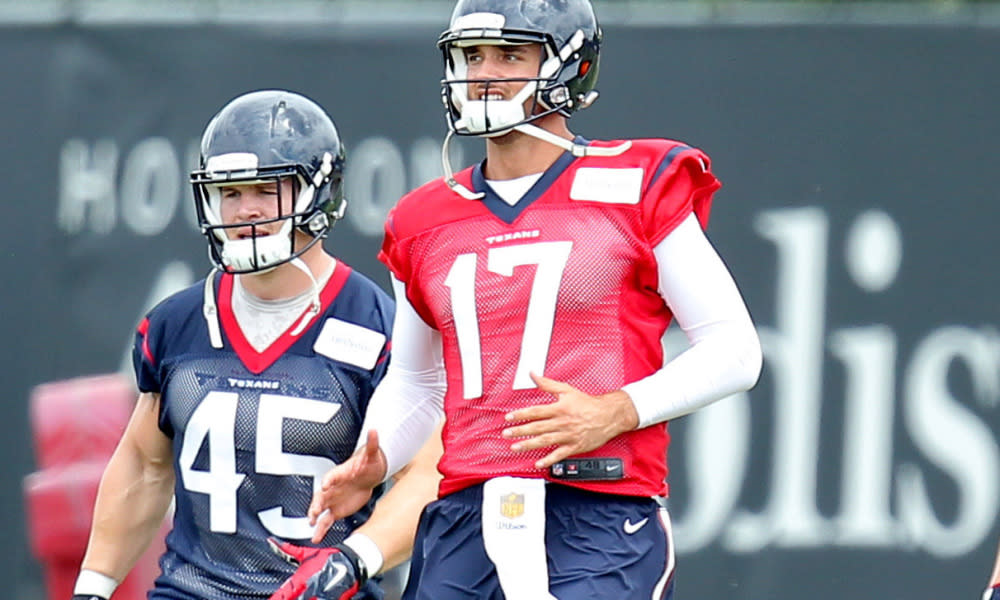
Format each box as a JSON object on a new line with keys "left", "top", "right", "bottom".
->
{"left": 441, "top": 32, "right": 590, "bottom": 138}
{"left": 192, "top": 151, "right": 342, "bottom": 274}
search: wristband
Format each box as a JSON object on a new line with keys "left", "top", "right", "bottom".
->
{"left": 73, "top": 569, "right": 118, "bottom": 599}
{"left": 343, "top": 532, "right": 384, "bottom": 576}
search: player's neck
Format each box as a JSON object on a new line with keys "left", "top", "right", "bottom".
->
{"left": 483, "top": 116, "right": 574, "bottom": 181}
{"left": 237, "top": 243, "right": 334, "bottom": 301}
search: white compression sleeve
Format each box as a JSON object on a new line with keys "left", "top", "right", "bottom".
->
{"left": 622, "top": 213, "right": 763, "bottom": 428}
{"left": 359, "top": 276, "right": 446, "bottom": 479}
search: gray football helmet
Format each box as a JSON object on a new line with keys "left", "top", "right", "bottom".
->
{"left": 438, "top": 0, "right": 602, "bottom": 137}
{"left": 191, "top": 90, "right": 346, "bottom": 273}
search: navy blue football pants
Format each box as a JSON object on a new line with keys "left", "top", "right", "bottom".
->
{"left": 401, "top": 482, "right": 675, "bottom": 599}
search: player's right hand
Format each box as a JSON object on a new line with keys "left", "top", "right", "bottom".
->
{"left": 267, "top": 538, "right": 367, "bottom": 600}
{"left": 307, "top": 430, "right": 387, "bottom": 543}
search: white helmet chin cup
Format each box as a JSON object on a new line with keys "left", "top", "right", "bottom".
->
{"left": 219, "top": 220, "right": 294, "bottom": 272}
{"left": 459, "top": 99, "right": 528, "bottom": 136}
{"left": 455, "top": 78, "right": 538, "bottom": 136}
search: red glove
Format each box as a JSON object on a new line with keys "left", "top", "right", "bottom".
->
{"left": 267, "top": 538, "right": 368, "bottom": 600}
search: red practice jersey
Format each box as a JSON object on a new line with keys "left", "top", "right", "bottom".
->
{"left": 379, "top": 137, "right": 720, "bottom": 498}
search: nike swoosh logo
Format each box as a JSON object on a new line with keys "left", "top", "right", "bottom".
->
{"left": 624, "top": 517, "right": 649, "bottom": 535}
{"left": 323, "top": 562, "right": 348, "bottom": 592}
{"left": 605, "top": 464, "right": 620, "bottom": 471}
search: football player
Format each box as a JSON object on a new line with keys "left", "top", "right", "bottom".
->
{"left": 70, "top": 90, "right": 441, "bottom": 600}
{"left": 308, "top": 0, "right": 763, "bottom": 598}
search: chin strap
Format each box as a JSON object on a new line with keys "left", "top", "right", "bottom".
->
{"left": 514, "top": 123, "right": 632, "bottom": 158}
{"left": 202, "top": 261, "right": 329, "bottom": 346}
{"left": 288, "top": 256, "right": 324, "bottom": 337}
{"left": 202, "top": 268, "right": 223, "bottom": 349}
{"left": 441, "top": 125, "right": 632, "bottom": 200}
{"left": 442, "top": 130, "right": 485, "bottom": 200}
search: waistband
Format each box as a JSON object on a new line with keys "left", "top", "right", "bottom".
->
{"left": 443, "top": 478, "right": 656, "bottom": 508}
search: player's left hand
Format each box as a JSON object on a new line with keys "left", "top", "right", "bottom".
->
{"left": 502, "top": 372, "right": 640, "bottom": 469}
{"left": 267, "top": 538, "right": 367, "bottom": 600}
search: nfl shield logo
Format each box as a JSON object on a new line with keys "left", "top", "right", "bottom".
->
{"left": 499, "top": 492, "right": 525, "bottom": 518}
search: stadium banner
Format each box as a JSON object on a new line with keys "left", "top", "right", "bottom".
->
{"left": 2, "top": 18, "right": 997, "bottom": 600}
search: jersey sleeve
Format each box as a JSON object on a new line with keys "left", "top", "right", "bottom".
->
{"left": 377, "top": 208, "right": 410, "bottom": 284}
{"left": 640, "top": 146, "right": 721, "bottom": 246}
{"left": 377, "top": 203, "right": 441, "bottom": 330}
{"left": 132, "top": 313, "right": 162, "bottom": 394}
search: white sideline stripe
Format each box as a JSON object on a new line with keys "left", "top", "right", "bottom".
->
{"left": 651, "top": 507, "right": 676, "bottom": 600}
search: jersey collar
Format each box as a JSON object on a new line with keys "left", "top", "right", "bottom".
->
{"left": 214, "top": 264, "right": 352, "bottom": 374}
{"left": 470, "top": 136, "right": 588, "bottom": 224}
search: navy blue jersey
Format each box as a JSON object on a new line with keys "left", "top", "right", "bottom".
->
{"left": 132, "top": 263, "right": 393, "bottom": 600}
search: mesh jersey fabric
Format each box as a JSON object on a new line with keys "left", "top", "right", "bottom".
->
{"left": 133, "top": 266, "right": 393, "bottom": 600}
{"left": 379, "top": 137, "right": 719, "bottom": 497}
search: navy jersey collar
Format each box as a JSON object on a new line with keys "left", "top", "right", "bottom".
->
{"left": 471, "top": 136, "right": 590, "bottom": 224}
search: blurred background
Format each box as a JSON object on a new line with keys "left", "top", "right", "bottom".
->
{"left": 3, "top": 0, "right": 999, "bottom": 598}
